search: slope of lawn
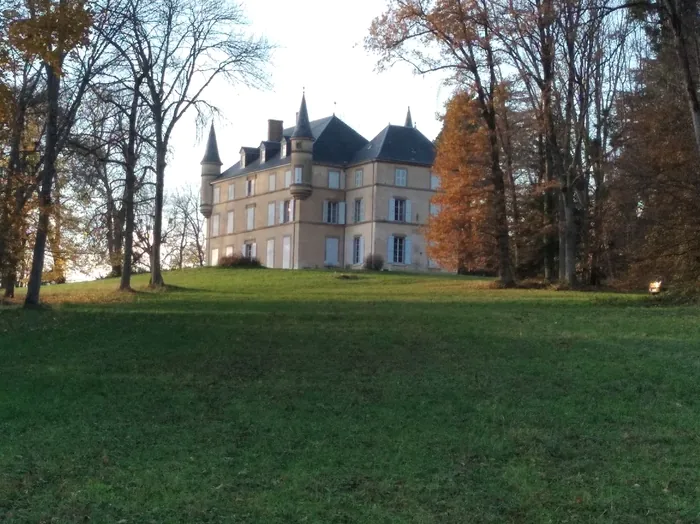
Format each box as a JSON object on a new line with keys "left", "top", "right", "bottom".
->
{"left": 1, "top": 269, "right": 699, "bottom": 523}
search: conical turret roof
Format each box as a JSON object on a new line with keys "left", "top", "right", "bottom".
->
{"left": 201, "top": 123, "right": 222, "bottom": 165}
{"left": 291, "top": 93, "right": 314, "bottom": 140}
{"left": 405, "top": 107, "right": 413, "bottom": 128}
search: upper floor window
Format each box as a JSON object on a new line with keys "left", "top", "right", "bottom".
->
{"left": 211, "top": 214, "right": 220, "bottom": 236}
{"left": 353, "top": 198, "right": 364, "bottom": 223}
{"left": 392, "top": 198, "right": 407, "bottom": 222}
{"left": 294, "top": 166, "right": 303, "bottom": 184}
{"left": 323, "top": 200, "right": 346, "bottom": 224}
{"left": 328, "top": 170, "right": 340, "bottom": 189}
{"left": 246, "top": 206, "right": 255, "bottom": 231}
{"left": 227, "top": 183, "right": 235, "bottom": 201}
{"left": 430, "top": 203, "right": 440, "bottom": 216}
{"left": 430, "top": 174, "right": 440, "bottom": 190}
{"left": 267, "top": 202, "right": 276, "bottom": 226}
{"left": 269, "top": 173, "right": 276, "bottom": 192}
{"left": 284, "top": 170, "right": 292, "bottom": 188}
{"left": 213, "top": 186, "right": 221, "bottom": 204}
{"left": 395, "top": 168, "right": 407, "bottom": 187}
{"left": 226, "top": 211, "right": 234, "bottom": 234}
{"left": 246, "top": 178, "right": 255, "bottom": 196}
{"left": 280, "top": 199, "right": 293, "bottom": 223}
{"left": 355, "top": 169, "right": 363, "bottom": 187}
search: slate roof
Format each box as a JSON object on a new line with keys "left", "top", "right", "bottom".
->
{"left": 351, "top": 125, "right": 435, "bottom": 166}
{"left": 201, "top": 124, "right": 222, "bottom": 165}
{"left": 216, "top": 113, "right": 435, "bottom": 180}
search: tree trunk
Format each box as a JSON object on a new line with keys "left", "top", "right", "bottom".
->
{"left": 120, "top": 78, "right": 142, "bottom": 291}
{"left": 564, "top": 186, "right": 576, "bottom": 284}
{"left": 558, "top": 191, "right": 566, "bottom": 280}
{"left": 25, "top": 63, "right": 60, "bottom": 307}
{"left": 150, "top": 122, "right": 166, "bottom": 288}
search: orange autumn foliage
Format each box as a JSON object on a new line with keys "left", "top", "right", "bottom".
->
{"left": 426, "top": 92, "right": 498, "bottom": 273}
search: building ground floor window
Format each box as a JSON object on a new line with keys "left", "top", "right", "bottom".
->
{"left": 352, "top": 236, "right": 364, "bottom": 265}
{"left": 387, "top": 235, "right": 412, "bottom": 265}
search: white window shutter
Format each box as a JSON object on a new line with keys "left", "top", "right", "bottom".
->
{"left": 252, "top": 243, "right": 257, "bottom": 258}
{"left": 347, "top": 237, "right": 353, "bottom": 265}
{"left": 387, "top": 235, "right": 394, "bottom": 263}
{"left": 360, "top": 199, "right": 365, "bottom": 221}
{"left": 279, "top": 201, "right": 284, "bottom": 223}
{"left": 405, "top": 237, "right": 412, "bottom": 264}
{"left": 388, "top": 198, "right": 395, "bottom": 221}
{"left": 339, "top": 202, "right": 346, "bottom": 225}
{"left": 359, "top": 236, "right": 365, "bottom": 262}
{"left": 290, "top": 199, "right": 295, "bottom": 221}
{"left": 322, "top": 200, "right": 329, "bottom": 223}
{"left": 405, "top": 200, "right": 412, "bottom": 223}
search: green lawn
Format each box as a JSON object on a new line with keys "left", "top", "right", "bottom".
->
{"left": 1, "top": 269, "right": 699, "bottom": 523}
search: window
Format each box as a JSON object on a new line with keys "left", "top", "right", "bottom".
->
{"left": 281, "top": 140, "right": 287, "bottom": 157}
{"left": 246, "top": 206, "right": 255, "bottom": 231}
{"left": 266, "top": 238, "right": 275, "bottom": 268}
{"left": 393, "top": 198, "right": 406, "bottom": 222}
{"left": 226, "top": 246, "right": 234, "bottom": 257}
{"left": 430, "top": 203, "right": 440, "bottom": 216}
{"left": 280, "top": 200, "right": 293, "bottom": 223}
{"left": 260, "top": 146, "right": 266, "bottom": 164}
{"left": 294, "top": 166, "right": 303, "bottom": 184}
{"left": 284, "top": 170, "right": 292, "bottom": 188}
{"left": 246, "top": 179, "right": 255, "bottom": 196}
{"left": 324, "top": 237, "right": 339, "bottom": 266}
{"left": 430, "top": 174, "right": 440, "bottom": 190}
{"left": 268, "top": 202, "right": 276, "bottom": 226}
{"left": 352, "top": 236, "right": 364, "bottom": 265}
{"left": 269, "top": 173, "right": 276, "bottom": 192}
{"left": 395, "top": 168, "right": 407, "bottom": 187}
{"left": 228, "top": 184, "right": 235, "bottom": 201}
{"left": 211, "top": 214, "right": 220, "bottom": 236}
{"left": 213, "top": 186, "right": 221, "bottom": 204}
{"left": 211, "top": 248, "right": 219, "bottom": 266}
{"left": 323, "top": 201, "right": 346, "bottom": 224}
{"left": 241, "top": 152, "right": 246, "bottom": 168}
{"left": 243, "top": 242, "right": 256, "bottom": 259}
{"left": 328, "top": 170, "right": 340, "bottom": 189}
{"left": 353, "top": 198, "right": 364, "bottom": 223}
{"left": 226, "top": 211, "right": 234, "bottom": 234}
{"left": 355, "top": 169, "right": 363, "bottom": 187}
{"left": 387, "top": 235, "right": 412, "bottom": 265}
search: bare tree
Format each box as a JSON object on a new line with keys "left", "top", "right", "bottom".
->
{"left": 167, "top": 185, "right": 206, "bottom": 269}
{"left": 116, "top": 0, "right": 271, "bottom": 288}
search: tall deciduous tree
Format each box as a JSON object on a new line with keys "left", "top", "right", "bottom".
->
{"left": 426, "top": 92, "right": 498, "bottom": 273}
{"left": 119, "top": 0, "right": 271, "bottom": 288}
{"left": 368, "top": 0, "right": 515, "bottom": 286}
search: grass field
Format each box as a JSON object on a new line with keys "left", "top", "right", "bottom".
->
{"left": 1, "top": 269, "right": 700, "bottom": 523}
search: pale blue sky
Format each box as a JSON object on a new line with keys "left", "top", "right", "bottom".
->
{"left": 167, "top": 0, "right": 451, "bottom": 191}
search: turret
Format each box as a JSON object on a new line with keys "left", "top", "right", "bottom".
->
{"left": 289, "top": 93, "right": 314, "bottom": 200}
{"left": 405, "top": 106, "right": 413, "bottom": 128}
{"left": 200, "top": 123, "right": 222, "bottom": 218}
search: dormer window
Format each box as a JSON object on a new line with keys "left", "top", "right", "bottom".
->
{"left": 241, "top": 151, "right": 246, "bottom": 168}
{"left": 260, "top": 145, "right": 266, "bottom": 164}
{"left": 281, "top": 140, "right": 287, "bottom": 157}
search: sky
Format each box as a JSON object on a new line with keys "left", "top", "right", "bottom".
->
{"left": 166, "top": 0, "right": 452, "bottom": 192}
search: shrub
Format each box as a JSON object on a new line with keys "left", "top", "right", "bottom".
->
{"left": 363, "top": 254, "right": 384, "bottom": 271}
{"left": 218, "top": 255, "right": 262, "bottom": 268}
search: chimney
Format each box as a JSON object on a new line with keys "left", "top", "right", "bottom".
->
{"left": 268, "top": 119, "right": 283, "bottom": 142}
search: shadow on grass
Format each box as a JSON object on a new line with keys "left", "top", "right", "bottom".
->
{"left": 2, "top": 292, "right": 700, "bottom": 523}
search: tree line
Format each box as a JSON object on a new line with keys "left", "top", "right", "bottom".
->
{"left": 0, "top": 0, "right": 270, "bottom": 305}
{"left": 368, "top": 0, "right": 700, "bottom": 290}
